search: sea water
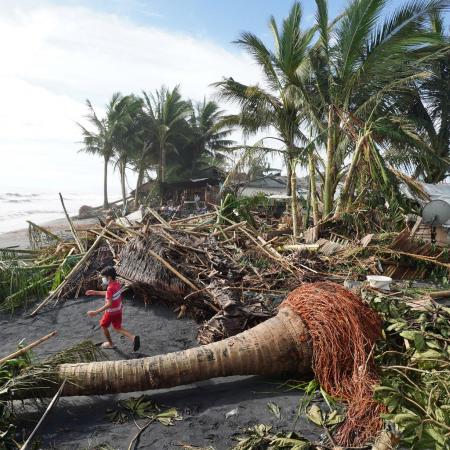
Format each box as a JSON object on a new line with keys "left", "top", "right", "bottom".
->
{"left": 0, "top": 189, "right": 115, "bottom": 233}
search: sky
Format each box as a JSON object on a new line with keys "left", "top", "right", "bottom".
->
{"left": 0, "top": 0, "right": 447, "bottom": 194}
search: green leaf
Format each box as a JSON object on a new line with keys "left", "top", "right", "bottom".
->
{"left": 267, "top": 401, "right": 281, "bottom": 419}
{"left": 306, "top": 404, "right": 323, "bottom": 426}
{"left": 387, "top": 321, "right": 408, "bottom": 331}
{"left": 426, "top": 340, "right": 442, "bottom": 350}
{"left": 423, "top": 425, "right": 446, "bottom": 445}
{"left": 326, "top": 409, "right": 344, "bottom": 425}
{"left": 270, "top": 437, "right": 309, "bottom": 448}
{"left": 400, "top": 330, "right": 418, "bottom": 340}
{"left": 413, "top": 333, "right": 426, "bottom": 351}
{"left": 391, "top": 413, "right": 421, "bottom": 426}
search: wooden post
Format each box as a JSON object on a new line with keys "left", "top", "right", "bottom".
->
{"left": 59, "top": 192, "right": 85, "bottom": 252}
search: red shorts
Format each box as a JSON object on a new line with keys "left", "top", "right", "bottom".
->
{"left": 99, "top": 311, "right": 122, "bottom": 329}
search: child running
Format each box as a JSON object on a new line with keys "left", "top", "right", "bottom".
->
{"left": 85, "top": 266, "right": 140, "bottom": 351}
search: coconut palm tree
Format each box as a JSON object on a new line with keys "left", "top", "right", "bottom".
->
{"left": 141, "top": 86, "right": 192, "bottom": 185}
{"left": 303, "top": 0, "right": 449, "bottom": 217}
{"left": 78, "top": 94, "right": 123, "bottom": 209}
{"left": 110, "top": 94, "right": 144, "bottom": 209}
{"left": 398, "top": 12, "right": 450, "bottom": 183}
{"left": 214, "top": 3, "right": 315, "bottom": 238}
{"left": 185, "top": 98, "right": 235, "bottom": 172}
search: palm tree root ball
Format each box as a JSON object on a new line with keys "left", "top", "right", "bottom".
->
{"left": 41, "top": 282, "right": 386, "bottom": 446}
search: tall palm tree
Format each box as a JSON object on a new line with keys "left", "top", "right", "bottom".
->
{"left": 400, "top": 12, "right": 450, "bottom": 182}
{"left": 185, "top": 99, "right": 234, "bottom": 172}
{"left": 141, "top": 86, "right": 192, "bottom": 185}
{"left": 214, "top": 3, "right": 315, "bottom": 238}
{"left": 111, "top": 94, "right": 144, "bottom": 209}
{"left": 78, "top": 93, "right": 123, "bottom": 209}
{"left": 303, "top": 0, "right": 449, "bottom": 217}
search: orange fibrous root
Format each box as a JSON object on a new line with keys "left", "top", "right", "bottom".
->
{"left": 281, "top": 281, "right": 385, "bottom": 447}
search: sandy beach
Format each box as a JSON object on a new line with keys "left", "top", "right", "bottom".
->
{"left": 0, "top": 216, "right": 100, "bottom": 250}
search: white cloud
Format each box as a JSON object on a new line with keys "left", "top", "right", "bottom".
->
{"left": 0, "top": 4, "right": 263, "bottom": 192}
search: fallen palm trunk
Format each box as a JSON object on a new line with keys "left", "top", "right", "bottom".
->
{"left": 16, "top": 282, "right": 384, "bottom": 447}
{"left": 59, "top": 305, "right": 312, "bottom": 395}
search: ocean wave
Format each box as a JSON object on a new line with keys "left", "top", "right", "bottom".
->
{"left": 0, "top": 210, "right": 63, "bottom": 221}
{"left": 3, "top": 193, "right": 40, "bottom": 198}
{"left": 4, "top": 199, "right": 32, "bottom": 203}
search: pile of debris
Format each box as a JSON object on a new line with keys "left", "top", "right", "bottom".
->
{"left": 8, "top": 204, "right": 450, "bottom": 342}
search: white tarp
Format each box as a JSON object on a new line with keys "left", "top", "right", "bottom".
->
{"left": 422, "top": 183, "right": 450, "bottom": 205}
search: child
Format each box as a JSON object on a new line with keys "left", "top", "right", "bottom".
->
{"left": 85, "top": 266, "right": 140, "bottom": 351}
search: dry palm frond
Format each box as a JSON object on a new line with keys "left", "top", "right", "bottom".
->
{"left": 1, "top": 341, "right": 106, "bottom": 401}
{"left": 388, "top": 167, "right": 430, "bottom": 203}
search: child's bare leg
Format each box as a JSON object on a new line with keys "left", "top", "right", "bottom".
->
{"left": 102, "top": 326, "right": 114, "bottom": 348}
{"left": 114, "top": 327, "right": 134, "bottom": 341}
{"left": 115, "top": 328, "right": 140, "bottom": 351}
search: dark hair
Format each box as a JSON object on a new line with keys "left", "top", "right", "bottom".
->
{"left": 100, "top": 266, "right": 117, "bottom": 279}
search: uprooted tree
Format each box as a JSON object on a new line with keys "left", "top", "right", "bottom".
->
{"left": 10, "top": 283, "right": 384, "bottom": 447}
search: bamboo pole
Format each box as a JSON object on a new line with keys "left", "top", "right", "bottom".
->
{"left": 0, "top": 331, "right": 57, "bottom": 365}
{"left": 21, "top": 379, "right": 66, "bottom": 450}
{"left": 59, "top": 192, "right": 85, "bottom": 253}
{"left": 211, "top": 221, "right": 246, "bottom": 237}
{"left": 147, "top": 206, "right": 170, "bottom": 228}
{"left": 169, "top": 211, "right": 215, "bottom": 224}
{"left": 146, "top": 247, "right": 199, "bottom": 292}
{"left": 0, "top": 248, "right": 39, "bottom": 254}
{"left": 429, "top": 290, "right": 450, "bottom": 299}
{"left": 29, "top": 230, "right": 106, "bottom": 316}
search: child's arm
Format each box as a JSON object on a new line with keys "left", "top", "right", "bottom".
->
{"left": 85, "top": 290, "right": 107, "bottom": 296}
{"left": 87, "top": 298, "right": 113, "bottom": 317}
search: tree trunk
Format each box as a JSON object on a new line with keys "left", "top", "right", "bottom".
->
{"left": 304, "top": 179, "right": 311, "bottom": 229}
{"left": 323, "top": 105, "right": 335, "bottom": 218}
{"left": 286, "top": 156, "right": 292, "bottom": 196}
{"left": 290, "top": 159, "right": 299, "bottom": 239}
{"left": 159, "top": 142, "right": 166, "bottom": 183}
{"left": 103, "top": 156, "right": 109, "bottom": 209}
{"left": 334, "top": 134, "right": 366, "bottom": 218}
{"left": 308, "top": 153, "right": 319, "bottom": 226}
{"left": 134, "top": 166, "right": 144, "bottom": 206}
{"left": 23, "top": 307, "right": 312, "bottom": 398}
{"left": 120, "top": 161, "right": 127, "bottom": 213}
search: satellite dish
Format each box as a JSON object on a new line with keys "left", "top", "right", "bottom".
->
{"left": 422, "top": 200, "right": 450, "bottom": 225}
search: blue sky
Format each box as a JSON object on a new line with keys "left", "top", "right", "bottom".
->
{"left": 0, "top": 0, "right": 448, "bottom": 193}
{"left": 52, "top": 0, "right": 346, "bottom": 47}
{"left": 53, "top": 0, "right": 449, "bottom": 49}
